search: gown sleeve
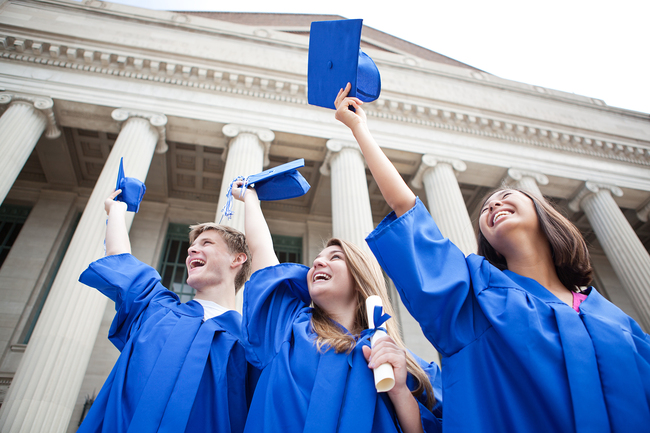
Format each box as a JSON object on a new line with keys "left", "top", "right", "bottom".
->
{"left": 366, "top": 198, "right": 491, "bottom": 356}
{"left": 79, "top": 253, "right": 171, "bottom": 351}
{"left": 409, "top": 352, "right": 443, "bottom": 432}
{"left": 241, "top": 263, "right": 311, "bottom": 369}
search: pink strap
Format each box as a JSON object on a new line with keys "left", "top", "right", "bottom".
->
{"left": 572, "top": 292, "right": 588, "bottom": 313}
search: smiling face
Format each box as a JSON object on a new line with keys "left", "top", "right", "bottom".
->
{"left": 478, "top": 189, "right": 541, "bottom": 256}
{"left": 185, "top": 230, "right": 238, "bottom": 292}
{"left": 307, "top": 245, "right": 356, "bottom": 314}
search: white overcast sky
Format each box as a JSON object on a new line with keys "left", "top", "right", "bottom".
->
{"left": 99, "top": 0, "right": 649, "bottom": 114}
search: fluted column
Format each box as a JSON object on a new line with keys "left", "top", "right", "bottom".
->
{"left": 320, "top": 139, "right": 374, "bottom": 252}
{"left": 411, "top": 155, "right": 477, "bottom": 255}
{"left": 506, "top": 168, "right": 549, "bottom": 198}
{"left": 569, "top": 181, "right": 650, "bottom": 331}
{"left": 0, "top": 109, "right": 167, "bottom": 433}
{"left": 216, "top": 124, "right": 273, "bottom": 232}
{"left": 0, "top": 93, "right": 61, "bottom": 205}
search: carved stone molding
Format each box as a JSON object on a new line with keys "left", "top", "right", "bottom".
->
{"left": 568, "top": 181, "right": 624, "bottom": 212}
{"left": 506, "top": 168, "right": 549, "bottom": 186}
{"left": 221, "top": 124, "right": 274, "bottom": 167}
{"left": 111, "top": 108, "right": 168, "bottom": 153}
{"left": 2, "top": 34, "right": 649, "bottom": 166}
{"left": 0, "top": 92, "right": 61, "bottom": 138}
{"left": 319, "top": 139, "right": 363, "bottom": 176}
{"left": 411, "top": 154, "right": 467, "bottom": 189}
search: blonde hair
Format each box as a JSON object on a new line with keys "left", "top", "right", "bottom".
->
{"left": 188, "top": 223, "right": 251, "bottom": 291}
{"left": 310, "top": 238, "right": 436, "bottom": 410}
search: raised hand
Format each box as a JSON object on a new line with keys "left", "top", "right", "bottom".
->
{"left": 105, "top": 189, "right": 126, "bottom": 215}
{"left": 334, "top": 82, "right": 367, "bottom": 129}
{"left": 231, "top": 180, "right": 254, "bottom": 203}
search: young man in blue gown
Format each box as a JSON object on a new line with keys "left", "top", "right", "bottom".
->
{"left": 77, "top": 189, "right": 255, "bottom": 433}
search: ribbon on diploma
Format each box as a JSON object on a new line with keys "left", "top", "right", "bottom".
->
{"left": 348, "top": 305, "right": 391, "bottom": 367}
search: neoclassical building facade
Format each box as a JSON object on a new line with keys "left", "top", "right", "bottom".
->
{"left": 0, "top": 1, "right": 649, "bottom": 432}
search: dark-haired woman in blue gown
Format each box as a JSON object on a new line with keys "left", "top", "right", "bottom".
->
{"left": 335, "top": 82, "right": 650, "bottom": 433}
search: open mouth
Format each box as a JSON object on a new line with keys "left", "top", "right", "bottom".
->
{"left": 189, "top": 259, "right": 205, "bottom": 269}
{"left": 312, "top": 272, "right": 331, "bottom": 282}
{"left": 492, "top": 210, "right": 513, "bottom": 225}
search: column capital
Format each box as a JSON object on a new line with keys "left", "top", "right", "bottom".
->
{"left": 506, "top": 168, "right": 549, "bottom": 186}
{"left": 221, "top": 124, "right": 274, "bottom": 166}
{"left": 222, "top": 124, "right": 275, "bottom": 142}
{"left": 111, "top": 108, "right": 168, "bottom": 153}
{"left": 637, "top": 201, "right": 650, "bottom": 223}
{"left": 411, "top": 154, "right": 466, "bottom": 189}
{"left": 568, "top": 181, "right": 623, "bottom": 212}
{"left": 0, "top": 92, "right": 60, "bottom": 139}
{"left": 320, "top": 139, "right": 361, "bottom": 176}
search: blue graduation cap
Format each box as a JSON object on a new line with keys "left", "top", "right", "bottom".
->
{"left": 221, "top": 159, "right": 311, "bottom": 221}
{"left": 308, "top": 19, "right": 381, "bottom": 110}
{"left": 115, "top": 157, "right": 146, "bottom": 213}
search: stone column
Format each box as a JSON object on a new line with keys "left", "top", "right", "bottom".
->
{"left": 215, "top": 124, "right": 273, "bottom": 233}
{"left": 320, "top": 139, "right": 374, "bottom": 252}
{"left": 506, "top": 168, "right": 549, "bottom": 198}
{"left": 411, "top": 155, "right": 477, "bottom": 255}
{"left": 0, "top": 109, "right": 167, "bottom": 433}
{"left": 569, "top": 181, "right": 650, "bottom": 331}
{"left": 636, "top": 201, "right": 650, "bottom": 224}
{"left": 0, "top": 93, "right": 61, "bottom": 205}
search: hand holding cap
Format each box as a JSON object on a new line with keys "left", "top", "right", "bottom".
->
{"left": 308, "top": 19, "right": 381, "bottom": 110}
{"left": 115, "top": 157, "right": 146, "bottom": 213}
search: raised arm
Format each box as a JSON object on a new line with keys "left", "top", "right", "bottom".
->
{"left": 334, "top": 83, "right": 416, "bottom": 217}
{"left": 104, "top": 189, "right": 131, "bottom": 256}
{"left": 232, "top": 183, "right": 279, "bottom": 273}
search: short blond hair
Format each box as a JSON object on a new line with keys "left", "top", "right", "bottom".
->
{"left": 188, "top": 223, "right": 251, "bottom": 291}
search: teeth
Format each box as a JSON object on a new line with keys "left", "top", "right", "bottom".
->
{"left": 493, "top": 211, "right": 512, "bottom": 225}
{"left": 313, "top": 273, "right": 331, "bottom": 282}
{"left": 190, "top": 259, "right": 205, "bottom": 268}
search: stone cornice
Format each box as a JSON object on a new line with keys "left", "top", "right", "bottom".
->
{"left": 1, "top": 33, "right": 649, "bottom": 167}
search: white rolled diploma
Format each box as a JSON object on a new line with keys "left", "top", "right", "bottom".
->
{"left": 366, "top": 295, "right": 395, "bottom": 392}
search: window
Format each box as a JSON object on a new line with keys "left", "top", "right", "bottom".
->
{"left": 272, "top": 234, "right": 302, "bottom": 264}
{"left": 158, "top": 223, "right": 192, "bottom": 302}
{"left": 0, "top": 204, "right": 31, "bottom": 268}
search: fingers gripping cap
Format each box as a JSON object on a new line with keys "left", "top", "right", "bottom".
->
{"left": 220, "top": 159, "right": 311, "bottom": 222}
{"left": 308, "top": 19, "right": 381, "bottom": 110}
{"left": 115, "top": 157, "right": 146, "bottom": 213}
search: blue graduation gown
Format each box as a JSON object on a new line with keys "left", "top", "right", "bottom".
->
{"left": 241, "top": 263, "right": 442, "bottom": 433}
{"left": 366, "top": 198, "right": 650, "bottom": 433}
{"left": 77, "top": 253, "right": 252, "bottom": 433}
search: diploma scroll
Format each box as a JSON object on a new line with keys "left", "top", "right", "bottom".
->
{"left": 366, "top": 295, "right": 395, "bottom": 392}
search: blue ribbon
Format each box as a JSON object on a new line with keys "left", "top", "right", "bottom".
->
{"left": 347, "top": 305, "right": 391, "bottom": 367}
{"left": 219, "top": 175, "right": 246, "bottom": 223}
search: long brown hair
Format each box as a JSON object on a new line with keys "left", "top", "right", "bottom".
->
{"left": 310, "top": 238, "right": 436, "bottom": 410}
{"left": 477, "top": 188, "right": 592, "bottom": 290}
